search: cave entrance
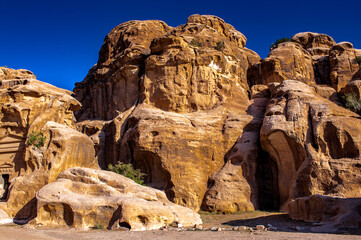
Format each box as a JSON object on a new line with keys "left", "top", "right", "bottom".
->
{"left": 257, "top": 151, "right": 280, "bottom": 211}
{"left": 0, "top": 174, "right": 10, "bottom": 201}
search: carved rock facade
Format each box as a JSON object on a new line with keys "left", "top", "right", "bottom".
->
{"left": 0, "top": 69, "right": 98, "bottom": 218}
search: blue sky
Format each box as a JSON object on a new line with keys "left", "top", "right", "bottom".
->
{"left": 1, "top": 0, "right": 360, "bottom": 91}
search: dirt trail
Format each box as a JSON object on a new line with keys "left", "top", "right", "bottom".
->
{"left": 0, "top": 212, "right": 359, "bottom": 240}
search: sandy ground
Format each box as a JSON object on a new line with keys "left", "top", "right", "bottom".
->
{"left": 0, "top": 212, "right": 360, "bottom": 240}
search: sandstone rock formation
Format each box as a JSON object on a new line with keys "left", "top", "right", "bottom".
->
{"left": 248, "top": 42, "right": 315, "bottom": 85}
{"left": 36, "top": 167, "right": 202, "bottom": 230}
{"left": 2, "top": 16, "right": 361, "bottom": 233}
{"left": 329, "top": 42, "right": 360, "bottom": 91}
{"left": 73, "top": 15, "right": 361, "bottom": 219}
{"left": 261, "top": 80, "right": 361, "bottom": 209}
{"left": 291, "top": 32, "right": 336, "bottom": 56}
{"left": 0, "top": 68, "right": 98, "bottom": 219}
{"left": 201, "top": 85, "right": 272, "bottom": 212}
{"left": 288, "top": 195, "right": 361, "bottom": 232}
{"left": 4, "top": 122, "right": 98, "bottom": 219}
{"left": 74, "top": 14, "right": 263, "bottom": 212}
{"left": 0, "top": 67, "right": 36, "bottom": 80}
{"left": 341, "top": 80, "right": 361, "bottom": 99}
{"left": 292, "top": 32, "right": 336, "bottom": 85}
{"left": 249, "top": 32, "right": 361, "bottom": 91}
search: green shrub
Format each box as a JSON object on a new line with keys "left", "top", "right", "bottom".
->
{"left": 108, "top": 162, "right": 146, "bottom": 185}
{"left": 342, "top": 93, "right": 361, "bottom": 114}
{"left": 270, "top": 37, "right": 291, "bottom": 50}
{"left": 26, "top": 131, "right": 46, "bottom": 148}
{"left": 215, "top": 41, "right": 225, "bottom": 51}
{"left": 189, "top": 39, "right": 203, "bottom": 48}
{"left": 93, "top": 224, "right": 104, "bottom": 230}
{"left": 355, "top": 56, "right": 361, "bottom": 65}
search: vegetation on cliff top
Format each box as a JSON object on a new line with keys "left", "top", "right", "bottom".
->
{"left": 270, "top": 37, "right": 291, "bottom": 50}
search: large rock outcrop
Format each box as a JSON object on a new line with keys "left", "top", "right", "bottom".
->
{"left": 201, "top": 85, "right": 273, "bottom": 212}
{"left": 0, "top": 68, "right": 98, "bottom": 218}
{"left": 74, "top": 15, "right": 263, "bottom": 212}
{"left": 329, "top": 42, "right": 360, "bottom": 91}
{"left": 36, "top": 167, "right": 202, "bottom": 230}
{"left": 288, "top": 195, "right": 361, "bottom": 232}
{"left": 248, "top": 42, "right": 315, "bottom": 85}
{"left": 3, "top": 122, "right": 98, "bottom": 219}
{"left": 261, "top": 80, "right": 361, "bottom": 208}
{"left": 292, "top": 32, "right": 336, "bottom": 85}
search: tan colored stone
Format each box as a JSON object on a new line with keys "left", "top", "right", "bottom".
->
{"left": 311, "top": 85, "right": 342, "bottom": 105}
{"left": 202, "top": 95, "right": 270, "bottom": 212}
{"left": 288, "top": 195, "right": 361, "bottom": 232}
{"left": 340, "top": 80, "right": 361, "bottom": 99}
{"left": 261, "top": 80, "right": 361, "bottom": 208}
{"left": 0, "top": 67, "right": 36, "bottom": 80}
{"left": 329, "top": 42, "right": 360, "bottom": 91}
{"left": 291, "top": 32, "right": 335, "bottom": 55}
{"left": 74, "top": 20, "right": 171, "bottom": 121}
{"left": 35, "top": 167, "right": 202, "bottom": 230}
{"left": 117, "top": 104, "right": 251, "bottom": 211}
{"left": 3, "top": 122, "right": 98, "bottom": 218}
{"left": 0, "top": 72, "right": 81, "bottom": 179}
{"left": 249, "top": 42, "right": 315, "bottom": 85}
{"left": 0, "top": 68, "right": 97, "bottom": 219}
{"left": 75, "top": 15, "right": 261, "bottom": 212}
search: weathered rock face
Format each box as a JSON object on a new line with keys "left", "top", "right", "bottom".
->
{"left": 74, "top": 21, "right": 171, "bottom": 121}
{"left": 340, "top": 80, "right": 361, "bottom": 99}
{"left": 0, "top": 67, "right": 36, "bottom": 80}
{"left": 36, "top": 167, "right": 202, "bottom": 230}
{"left": 0, "top": 68, "right": 98, "bottom": 218}
{"left": 261, "top": 80, "right": 361, "bottom": 208}
{"left": 288, "top": 195, "right": 361, "bottom": 232}
{"left": 75, "top": 15, "right": 262, "bottom": 211}
{"left": 329, "top": 42, "right": 360, "bottom": 91}
{"left": 0, "top": 71, "right": 81, "bottom": 182}
{"left": 3, "top": 122, "right": 98, "bottom": 218}
{"left": 291, "top": 32, "right": 335, "bottom": 56}
{"left": 292, "top": 32, "right": 336, "bottom": 85}
{"left": 201, "top": 86, "right": 273, "bottom": 212}
{"left": 74, "top": 14, "right": 260, "bottom": 119}
{"left": 248, "top": 42, "right": 315, "bottom": 85}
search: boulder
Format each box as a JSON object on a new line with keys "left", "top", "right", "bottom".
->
{"left": 288, "top": 195, "right": 361, "bottom": 232}
{"left": 35, "top": 167, "right": 202, "bottom": 230}
{"left": 261, "top": 80, "right": 361, "bottom": 208}
{"left": 75, "top": 15, "right": 262, "bottom": 211}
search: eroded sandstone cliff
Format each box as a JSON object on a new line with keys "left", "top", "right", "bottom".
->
{"left": 0, "top": 68, "right": 98, "bottom": 219}
{"left": 1, "top": 14, "right": 360, "bottom": 232}
{"left": 74, "top": 14, "right": 264, "bottom": 212}
{"left": 73, "top": 15, "right": 361, "bottom": 219}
